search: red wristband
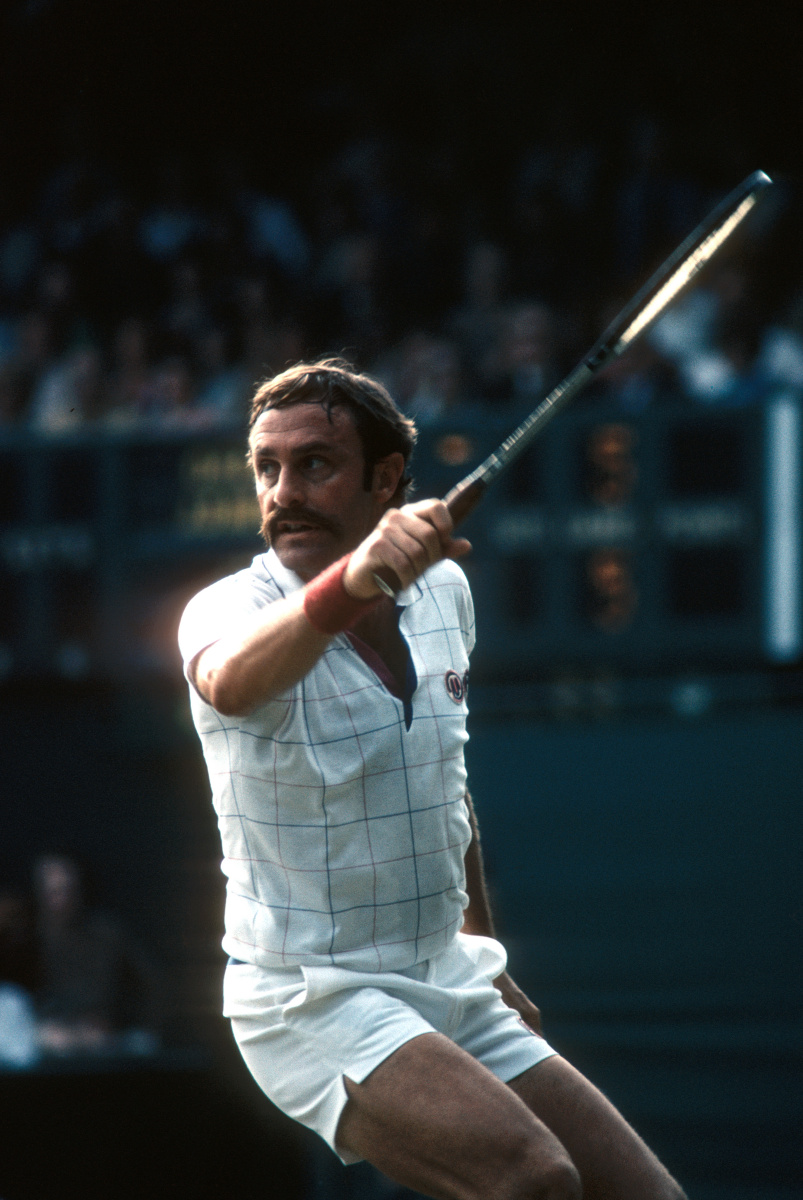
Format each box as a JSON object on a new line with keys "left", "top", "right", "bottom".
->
{"left": 302, "top": 554, "right": 381, "bottom": 634}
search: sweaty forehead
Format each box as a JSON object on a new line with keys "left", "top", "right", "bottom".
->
{"left": 249, "top": 400, "right": 359, "bottom": 453}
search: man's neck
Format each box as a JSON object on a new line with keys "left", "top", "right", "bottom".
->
{"left": 350, "top": 598, "right": 409, "bottom": 696}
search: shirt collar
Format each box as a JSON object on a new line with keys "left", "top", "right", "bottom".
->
{"left": 256, "top": 547, "right": 424, "bottom": 607}
{"left": 256, "top": 548, "right": 305, "bottom": 596}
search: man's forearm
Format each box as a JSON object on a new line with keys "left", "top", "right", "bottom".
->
{"left": 192, "top": 589, "right": 333, "bottom": 716}
{"left": 194, "top": 498, "right": 470, "bottom": 717}
{"left": 460, "top": 791, "right": 543, "bottom": 1033}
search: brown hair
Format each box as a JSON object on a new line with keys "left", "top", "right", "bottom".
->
{"left": 248, "top": 358, "right": 417, "bottom": 503}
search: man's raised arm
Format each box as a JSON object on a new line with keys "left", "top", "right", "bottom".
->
{"left": 190, "top": 587, "right": 332, "bottom": 717}
{"left": 192, "top": 498, "right": 469, "bottom": 716}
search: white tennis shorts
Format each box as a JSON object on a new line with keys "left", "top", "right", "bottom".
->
{"left": 223, "top": 932, "right": 556, "bottom": 1163}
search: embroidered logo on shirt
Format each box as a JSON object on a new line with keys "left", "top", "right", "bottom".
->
{"left": 445, "top": 669, "right": 469, "bottom": 703}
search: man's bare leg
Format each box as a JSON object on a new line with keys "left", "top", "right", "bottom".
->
{"left": 509, "top": 1056, "right": 687, "bottom": 1200}
{"left": 337, "top": 1032, "right": 686, "bottom": 1200}
{"left": 338, "top": 1031, "right": 580, "bottom": 1200}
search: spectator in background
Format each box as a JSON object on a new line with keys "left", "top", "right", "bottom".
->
{"left": 649, "top": 264, "right": 768, "bottom": 406}
{"left": 312, "top": 229, "right": 388, "bottom": 358}
{"left": 483, "top": 300, "right": 561, "bottom": 408}
{"left": 0, "top": 885, "right": 40, "bottom": 1068}
{"left": 35, "top": 261, "right": 86, "bottom": 356}
{"left": 751, "top": 282, "right": 803, "bottom": 395}
{"left": 233, "top": 273, "right": 306, "bottom": 383}
{"left": 237, "top": 185, "right": 311, "bottom": 283}
{"left": 595, "top": 336, "right": 678, "bottom": 413}
{"left": 613, "top": 116, "right": 701, "bottom": 286}
{"left": 592, "top": 293, "right": 678, "bottom": 413}
{"left": 104, "top": 316, "right": 153, "bottom": 424}
{"left": 508, "top": 150, "right": 573, "bottom": 303}
{"left": 447, "top": 241, "right": 510, "bottom": 396}
{"left": 27, "top": 343, "right": 105, "bottom": 433}
{"left": 0, "top": 123, "right": 792, "bottom": 436}
{"left": 757, "top": 320, "right": 803, "bottom": 393}
{"left": 146, "top": 355, "right": 201, "bottom": 429}
{"left": 33, "top": 852, "right": 161, "bottom": 1056}
{"left": 159, "top": 258, "right": 211, "bottom": 351}
{"left": 139, "top": 159, "right": 210, "bottom": 264}
{"left": 375, "top": 331, "right": 464, "bottom": 425}
{"left": 80, "top": 191, "right": 159, "bottom": 329}
{"left": 194, "top": 324, "right": 250, "bottom": 426}
{"left": 309, "top": 138, "right": 398, "bottom": 353}
{"left": 10, "top": 311, "right": 56, "bottom": 419}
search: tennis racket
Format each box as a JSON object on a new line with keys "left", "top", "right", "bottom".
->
{"left": 373, "top": 169, "right": 772, "bottom": 596}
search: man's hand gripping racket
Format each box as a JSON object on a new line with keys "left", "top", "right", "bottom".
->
{"left": 371, "top": 170, "right": 772, "bottom": 597}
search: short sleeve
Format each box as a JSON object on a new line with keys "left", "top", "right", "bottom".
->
{"left": 425, "top": 558, "right": 476, "bottom": 657}
{"left": 459, "top": 573, "right": 476, "bottom": 657}
{"left": 177, "top": 568, "right": 279, "bottom": 680}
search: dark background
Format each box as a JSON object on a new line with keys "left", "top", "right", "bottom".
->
{"left": 2, "top": 0, "right": 802, "bottom": 219}
{"left": 1, "top": 4, "right": 801, "bottom": 1199}
{"left": 1, "top": 2, "right": 801, "bottom": 169}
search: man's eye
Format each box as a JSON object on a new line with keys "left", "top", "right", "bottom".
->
{"left": 304, "top": 456, "right": 329, "bottom": 471}
{"left": 258, "top": 461, "right": 278, "bottom": 478}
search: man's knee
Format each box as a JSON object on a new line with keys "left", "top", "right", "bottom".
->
{"left": 493, "top": 1137, "right": 581, "bottom": 1200}
{"left": 529, "top": 1158, "right": 582, "bottom": 1200}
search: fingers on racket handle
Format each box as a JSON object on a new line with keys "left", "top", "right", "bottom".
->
{"left": 445, "top": 477, "right": 488, "bottom": 527}
{"left": 371, "top": 478, "right": 487, "bottom": 596}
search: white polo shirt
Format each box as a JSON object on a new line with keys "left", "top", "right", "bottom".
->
{"left": 178, "top": 549, "right": 476, "bottom": 974}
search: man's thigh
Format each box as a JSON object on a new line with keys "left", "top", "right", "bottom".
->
{"left": 338, "top": 1033, "right": 687, "bottom": 1200}
{"left": 337, "top": 1031, "right": 579, "bottom": 1200}
{"left": 508, "top": 1056, "right": 687, "bottom": 1200}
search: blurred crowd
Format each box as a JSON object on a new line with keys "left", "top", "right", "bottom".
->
{"left": 0, "top": 853, "right": 160, "bottom": 1068}
{"left": 1, "top": 117, "right": 802, "bottom": 437}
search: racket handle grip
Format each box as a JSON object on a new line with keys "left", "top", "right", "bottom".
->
{"left": 444, "top": 476, "right": 487, "bottom": 525}
{"left": 371, "top": 477, "right": 488, "bottom": 597}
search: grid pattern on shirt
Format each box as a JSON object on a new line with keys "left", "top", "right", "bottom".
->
{"left": 179, "top": 551, "right": 475, "bottom": 974}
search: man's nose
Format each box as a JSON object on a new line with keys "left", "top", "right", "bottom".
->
{"left": 272, "top": 466, "right": 306, "bottom": 508}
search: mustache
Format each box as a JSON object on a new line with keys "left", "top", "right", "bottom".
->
{"left": 262, "top": 506, "right": 343, "bottom": 545}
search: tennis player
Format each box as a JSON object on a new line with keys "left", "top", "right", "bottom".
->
{"left": 179, "top": 360, "right": 686, "bottom": 1200}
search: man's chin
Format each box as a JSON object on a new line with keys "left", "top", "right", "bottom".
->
{"left": 270, "top": 532, "right": 342, "bottom": 581}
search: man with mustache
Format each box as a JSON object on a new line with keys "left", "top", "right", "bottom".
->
{"left": 178, "top": 360, "right": 685, "bottom": 1200}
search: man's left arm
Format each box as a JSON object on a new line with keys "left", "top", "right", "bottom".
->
{"left": 460, "top": 792, "right": 543, "bottom": 1034}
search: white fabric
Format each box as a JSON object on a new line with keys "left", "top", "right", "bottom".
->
{"left": 179, "top": 550, "right": 476, "bottom": 974}
{"left": 223, "top": 932, "right": 556, "bottom": 1162}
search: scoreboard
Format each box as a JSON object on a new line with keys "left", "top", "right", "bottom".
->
{"left": 453, "top": 399, "right": 796, "bottom": 678}
{"left": 0, "top": 395, "right": 800, "bottom": 681}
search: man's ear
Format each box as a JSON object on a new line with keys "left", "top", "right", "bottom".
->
{"left": 371, "top": 452, "right": 406, "bottom": 507}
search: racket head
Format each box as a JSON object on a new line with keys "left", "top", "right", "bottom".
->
{"left": 444, "top": 170, "right": 772, "bottom": 514}
{"left": 585, "top": 170, "right": 772, "bottom": 369}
